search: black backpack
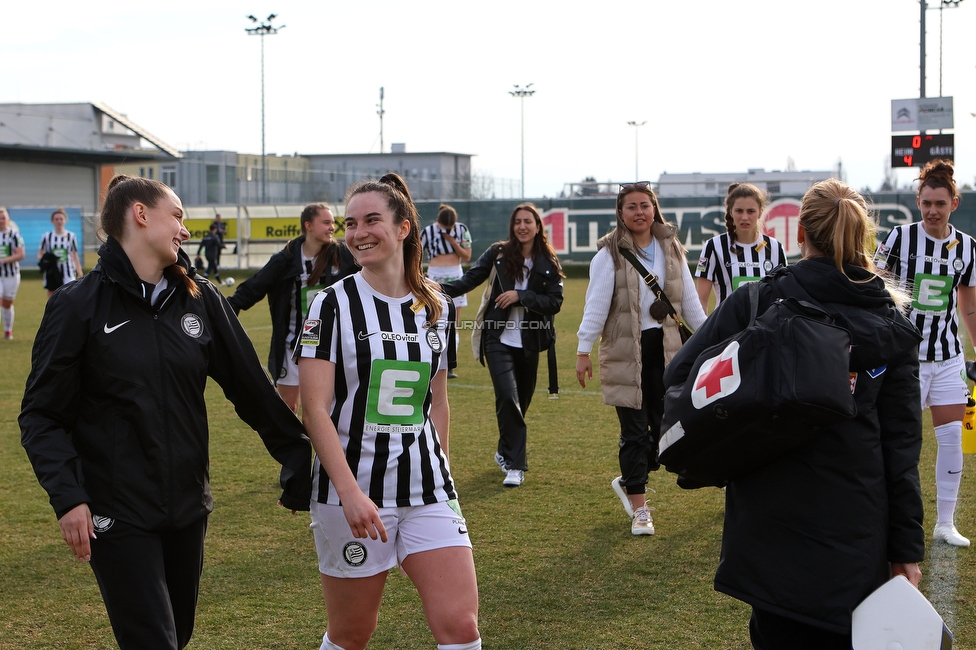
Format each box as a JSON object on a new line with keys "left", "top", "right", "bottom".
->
{"left": 658, "top": 278, "right": 857, "bottom": 488}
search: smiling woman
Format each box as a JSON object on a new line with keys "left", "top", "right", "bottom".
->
{"left": 19, "top": 174, "right": 312, "bottom": 650}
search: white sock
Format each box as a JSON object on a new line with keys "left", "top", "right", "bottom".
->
{"left": 934, "top": 421, "right": 964, "bottom": 525}
{"left": 320, "top": 632, "right": 347, "bottom": 650}
{"left": 437, "top": 640, "right": 482, "bottom": 650}
{"left": 1, "top": 305, "right": 11, "bottom": 332}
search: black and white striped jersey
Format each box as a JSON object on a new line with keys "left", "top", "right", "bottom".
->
{"left": 298, "top": 273, "right": 458, "bottom": 507}
{"left": 420, "top": 222, "right": 471, "bottom": 262}
{"left": 39, "top": 231, "right": 79, "bottom": 282}
{"left": 875, "top": 222, "right": 976, "bottom": 362}
{"left": 695, "top": 233, "right": 787, "bottom": 306}
{"left": 0, "top": 228, "right": 24, "bottom": 277}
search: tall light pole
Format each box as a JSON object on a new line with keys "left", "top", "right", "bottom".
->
{"left": 509, "top": 83, "right": 535, "bottom": 199}
{"left": 246, "top": 13, "right": 285, "bottom": 204}
{"left": 377, "top": 87, "right": 386, "bottom": 154}
{"left": 627, "top": 121, "right": 647, "bottom": 180}
{"left": 920, "top": 0, "right": 966, "bottom": 98}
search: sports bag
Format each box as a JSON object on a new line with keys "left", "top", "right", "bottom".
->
{"left": 658, "top": 279, "right": 857, "bottom": 488}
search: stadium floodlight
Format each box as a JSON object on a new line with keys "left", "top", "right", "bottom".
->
{"left": 245, "top": 13, "right": 286, "bottom": 204}
{"left": 509, "top": 83, "right": 535, "bottom": 199}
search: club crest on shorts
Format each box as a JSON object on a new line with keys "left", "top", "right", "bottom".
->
{"left": 91, "top": 515, "right": 115, "bottom": 533}
{"left": 692, "top": 341, "right": 741, "bottom": 409}
{"left": 300, "top": 319, "right": 321, "bottom": 346}
{"left": 181, "top": 313, "right": 204, "bottom": 338}
{"left": 342, "top": 541, "right": 367, "bottom": 566}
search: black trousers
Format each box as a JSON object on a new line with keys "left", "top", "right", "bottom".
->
{"left": 749, "top": 608, "right": 851, "bottom": 650}
{"left": 89, "top": 516, "right": 208, "bottom": 650}
{"left": 614, "top": 328, "right": 665, "bottom": 496}
{"left": 484, "top": 339, "right": 539, "bottom": 471}
{"left": 204, "top": 255, "right": 220, "bottom": 280}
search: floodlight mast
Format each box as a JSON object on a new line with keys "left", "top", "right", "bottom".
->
{"left": 509, "top": 83, "right": 535, "bottom": 199}
{"left": 245, "top": 14, "right": 285, "bottom": 204}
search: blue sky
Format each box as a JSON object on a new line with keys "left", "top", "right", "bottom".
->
{"left": 4, "top": 0, "right": 975, "bottom": 197}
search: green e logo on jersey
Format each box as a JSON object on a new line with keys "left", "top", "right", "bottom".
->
{"left": 366, "top": 359, "right": 431, "bottom": 424}
{"left": 912, "top": 273, "right": 951, "bottom": 311}
{"left": 731, "top": 276, "right": 760, "bottom": 290}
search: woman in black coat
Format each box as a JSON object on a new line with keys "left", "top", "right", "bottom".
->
{"left": 228, "top": 203, "right": 357, "bottom": 413}
{"left": 20, "top": 175, "right": 311, "bottom": 650}
{"left": 441, "top": 203, "right": 563, "bottom": 488}
{"left": 664, "top": 180, "right": 925, "bottom": 649}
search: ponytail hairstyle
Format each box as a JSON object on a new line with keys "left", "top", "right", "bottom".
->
{"left": 498, "top": 202, "right": 564, "bottom": 282}
{"left": 100, "top": 174, "right": 200, "bottom": 298}
{"left": 50, "top": 207, "right": 68, "bottom": 221}
{"left": 916, "top": 158, "right": 959, "bottom": 199}
{"left": 436, "top": 203, "right": 458, "bottom": 229}
{"left": 295, "top": 202, "right": 339, "bottom": 287}
{"left": 724, "top": 182, "right": 768, "bottom": 246}
{"left": 798, "top": 179, "right": 907, "bottom": 305}
{"left": 345, "top": 173, "right": 443, "bottom": 323}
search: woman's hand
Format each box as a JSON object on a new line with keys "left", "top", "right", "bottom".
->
{"left": 495, "top": 290, "right": 520, "bottom": 309}
{"left": 891, "top": 562, "right": 922, "bottom": 588}
{"left": 58, "top": 503, "right": 95, "bottom": 561}
{"left": 576, "top": 355, "right": 593, "bottom": 388}
{"left": 341, "top": 490, "right": 389, "bottom": 543}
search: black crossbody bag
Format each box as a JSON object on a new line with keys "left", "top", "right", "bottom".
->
{"left": 619, "top": 248, "right": 694, "bottom": 343}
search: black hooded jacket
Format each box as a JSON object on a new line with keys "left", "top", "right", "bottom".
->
{"left": 227, "top": 237, "right": 357, "bottom": 382}
{"left": 664, "top": 258, "right": 925, "bottom": 633}
{"left": 21, "top": 238, "right": 312, "bottom": 530}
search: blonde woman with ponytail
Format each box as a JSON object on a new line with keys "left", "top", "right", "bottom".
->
{"left": 297, "top": 173, "right": 481, "bottom": 650}
{"left": 20, "top": 175, "right": 312, "bottom": 650}
{"left": 665, "top": 179, "right": 924, "bottom": 649}
{"left": 875, "top": 158, "right": 975, "bottom": 548}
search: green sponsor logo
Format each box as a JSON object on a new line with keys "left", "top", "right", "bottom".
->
{"left": 301, "top": 284, "right": 326, "bottom": 316}
{"left": 53, "top": 247, "right": 68, "bottom": 264}
{"left": 0, "top": 245, "right": 9, "bottom": 257}
{"left": 731, "top": 276, "right": 760, "bottom": 290}
{"left": 912, "top": 273, "right": 951, "bottom": 311}
{"left": 365, "top": 359, "right": 430, "bottom": 426}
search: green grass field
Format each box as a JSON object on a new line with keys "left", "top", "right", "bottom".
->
{"left": 1, "top": 273, "right": 973, "bottom": 649}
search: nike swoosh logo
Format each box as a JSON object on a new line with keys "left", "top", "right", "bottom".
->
{"left": 357, "top": 331, "right": 379, "bottom": 340}
{"left": 458, "top": 527, "right": 468, "bottom": 535}
{"left": 948, "top": 470, "right": 962, "bottom": 474}
{"left": 103, "top": 320, "right": 130, "bottom": 334}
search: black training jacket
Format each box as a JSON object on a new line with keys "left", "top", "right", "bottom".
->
{"left": 227, "top": 237, "right": 357, "bottom": 382}
{"left": 664, "top": 258, "right": 925, "bottom": 634}
{"left": 21, "top": 238, "right": 312, "bottom": 530}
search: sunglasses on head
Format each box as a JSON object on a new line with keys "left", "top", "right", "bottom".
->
{"left": 618, "top": 181, "right": 651, "bottom": 192}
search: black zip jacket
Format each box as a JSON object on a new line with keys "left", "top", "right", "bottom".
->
{"left": 664, "top": 259, "right": 924, "bottom": 633}
{"left": 21, "top": 238, "right": 312, "bottom": 530}
{"left": 441, "top": 244, "right": 563, "bottom": 363}
{"left": 227, "top": 237, "right": 357, "bottom": 381}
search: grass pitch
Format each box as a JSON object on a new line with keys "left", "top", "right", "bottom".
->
{"left": 0, "top": 273, "right": 973, "bottom": 649}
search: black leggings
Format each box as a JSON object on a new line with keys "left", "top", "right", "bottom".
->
{"left": 484, "top": 339, "right": 539, "bottom": 471}
{"left": 89, "top": 516, "right": 208, "bottom": 650}
{"left": 614, "top": 328, "right": 665, "bottom": 495}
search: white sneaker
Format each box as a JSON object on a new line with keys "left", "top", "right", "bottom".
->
{"left": 611, "top": 476, "right": 634, "bottom": 518}
{"left": 503, "top": 469, "right": 524, "bottom": 487}
{"left": 632, "top": 505, "right": 655, "bottom": 536}
{"left": 934, "top": 523, "right": 971, "bottom": 547}
{"left": 494, "top": 452, "right": 508, "bottom": 474}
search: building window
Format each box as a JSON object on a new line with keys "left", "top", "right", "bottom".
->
{"left": 206, "top": 165, "right": 221, "bottom": 204}
{"left": 161, "top": 165, "right": 177, "bottom": 189}
{"left": 139, "top": 167, "right": 145, "bottom": 178}
{"left": 767, "top": 182, "right": 780, "bottom": 194}
{"left": 148, "top": 167, "right": 154, "bottom": 180}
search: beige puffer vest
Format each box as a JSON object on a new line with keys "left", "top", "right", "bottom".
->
{"left": 598, "top": 221, "right": 688, "bottom": 409}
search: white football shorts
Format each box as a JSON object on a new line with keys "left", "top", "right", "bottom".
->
{"left": 310, "top": 500, "right": 472, "bottom": 578}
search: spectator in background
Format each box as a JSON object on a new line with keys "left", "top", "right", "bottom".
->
{"left": 576, "top": 182, "right": 707, "bottom": 535}
{"left": 441, "top": 203, "right": 564, "bottom": 488}
{"left": 0, "top": 207, "right": 25, "bottom": 339}
{"left": 210, "top": 213, "right": 227, "bottom": 266}
{"left": 197, "top": 224, "right": 223, "bottom": 284}
{"left": 228, "top": 203, "right": 357, "bottom": 413}
{"left": 421, "top": 203, "right": 472, "bottom": 378}
{"left": 37, "top": 208, "right": 83, "bottom": 298}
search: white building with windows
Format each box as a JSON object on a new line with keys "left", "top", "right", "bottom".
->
{"left": 656, "top": 168, "right": 836, "bottom": 197}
